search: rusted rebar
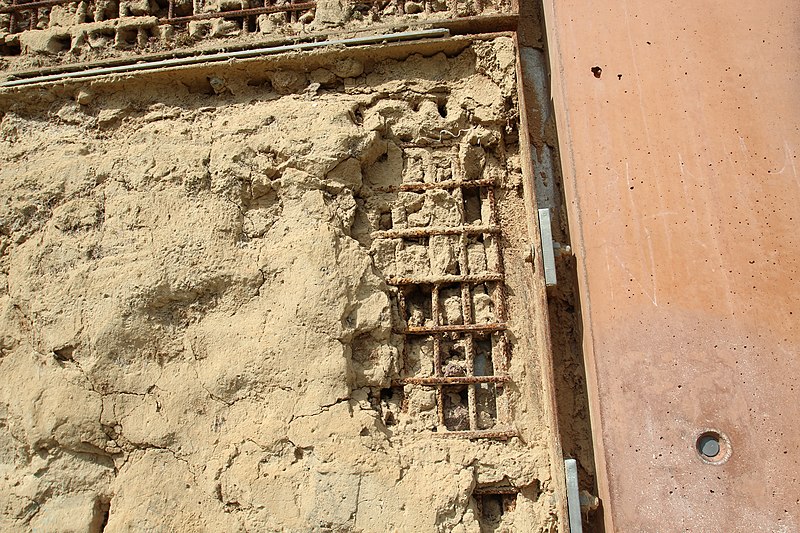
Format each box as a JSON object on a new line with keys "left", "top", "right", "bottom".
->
{"left": 397, "top": 375, "right": 509, "bottom": 385}
{"left": 7, "top": 0, "right": 17, "bottom": 32}
{"left": 456, "top": 190, "right": 479, "bottom": 431}
{"left": 386, "top": 273, "right": 503, "bottom": 286}
{"left": 431, "top": 284, "right": 445, "bottom": 428}
{"left": 485, "top": 184, "right": 511, "bottom": 428}
{"left": 434, "top": 428, "right": 517, "bottom": 440}
{"left": 373, "top": 177, "right": 495, "bottom": 193}
{"left": 402, "top": 322, "right": 506, "bottom": 335}
{"left": 1, "top": 0, "right": 71, "bottom": 15}
{"left": 492, "top": 333, "right": 509, "bottom": 373}
{"left": 159, "top": 2, "right": 315, "bottom": 24}
{"left": 472, "top": 486, "right": 519, "bottom": 495}
{"left": 486, "top": 186, "right": 508, "bottom": 323}
{"left": 371, "top": 224, "right": 499, "bottom": 240}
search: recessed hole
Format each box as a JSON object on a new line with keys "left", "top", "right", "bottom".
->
{"left": 695, "top": 429, "right": 732, "bottom": 464}
{"left": 697, "top": 434, "right": 720, "bottom": 458}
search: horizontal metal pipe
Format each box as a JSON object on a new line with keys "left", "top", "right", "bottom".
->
{"left": 0, "top": 27, "right": 450, "bottom": 88}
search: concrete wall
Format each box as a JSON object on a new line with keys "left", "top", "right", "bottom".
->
{"left": 542, "top": 0, "right": 800, "bottom": 530}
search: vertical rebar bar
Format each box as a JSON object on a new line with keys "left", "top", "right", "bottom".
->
{"left": 486, "top": 186, "right": 508, "bottom": 323}
{"left": 397, "top": 288, "right": 409, "bottom": 378}
{"left": 9, "top": 0, "right": 17, "bottom": 34}
{"left": 486, "top": 185, "right": 512, "bottom": 427}
{"left": 431, "top": 284, "right": 445, "bottom": 428}
{"left": 456, "top": 187, "right": 478, "bottom": 431}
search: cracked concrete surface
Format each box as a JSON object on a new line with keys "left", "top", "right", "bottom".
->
{"left": 0, "top": 38, "right": 558, "bottom": 532}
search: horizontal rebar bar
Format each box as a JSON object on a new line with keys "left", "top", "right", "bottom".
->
{"left": 396, "top": 375, "right": 509, "bottom": 385}
{"left": 373, "top": 177, "right": 495, "bottom": 193}
{"left": 0, "top": 0, "right": 73, "bottom": 14}
{"left": 159, "top": 3, "right": 314, "bottom": 24}
{"left": 372, "top": 224, "right": 499, "bottom": 240}
{"left": 402, "top": 322, "right": 506, "bottom": 335}
{"left": 472, "top": 486, "right": 519, "bottom": 495}
{"left": 434, "top": 428, "right": 517, "bottom": 440}
{"left": 0, "top": 0, "right": 314, "bottom": 16}
{"left": 387, "top": 272, "right": 503, "bottom": 286}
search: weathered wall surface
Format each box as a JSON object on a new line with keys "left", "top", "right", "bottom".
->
{"left": 543, "top": 0, "right": 800, "bottom": 530}
{"left": 0, "top": 0, "right": 515, "bottom": 74}
{"left": 0, "top": 38, "right": 563, "bottom": 531}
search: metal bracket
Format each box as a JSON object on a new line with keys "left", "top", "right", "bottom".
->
{"left": 537, "top": 208, "right": 572, "bottom": 287}
{"left": 538, "top": 208, "right": 557, "bottom": 286}
{"left": 565, "top": 458, "right": 583, "bottom": 533}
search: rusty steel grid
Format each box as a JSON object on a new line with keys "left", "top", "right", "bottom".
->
{"left": 377, "top": 152, "right": 515, "bottom": 439}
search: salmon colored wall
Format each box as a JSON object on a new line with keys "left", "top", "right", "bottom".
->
{"left": 542, "top": 1, "right": 800, "bottom": 530}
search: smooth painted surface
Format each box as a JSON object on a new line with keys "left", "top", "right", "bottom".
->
{"left": 542, "top": 1, "right": 800, "bottom": 530}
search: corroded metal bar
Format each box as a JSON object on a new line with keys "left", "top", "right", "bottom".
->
{"left": 397, "top": 375, "right": 509, "bottom": 385}
{"left": 1, "top": 0, "right": 74, "bottom": 15}
{"left": 493, "top": 336, "right": 510, "bottom": 427}
{"left": 402, "top": 322, "right": 506, "bottom": 335}
{"left": 431, "top": 285, "right": 445, "bottom": 428}
{"left": 159, "top": 2, "right": 315, "bottom": 23}
{"left": 373, "top": 177, "right": 495, "bottom": 193}
{"left": 397, "top": 288, "right": 410, "bottom": 376}
{"left": 386, "top": 272, "right": 503, "bottom": 286}
{"left": 486, "top": 186, "right": 508, "bottom": 322}
{"left": 472, "top": 486, "right": 519, "bottom": 495}
{"left": 464, "top": 333, "right": 478, "bottom": 430}
{"left": 7, "top": 0, "right": 17, "bottom": 31}
{"left": 397, "top": 289, "right": 407, "bottom": 328}
{"left": 434, "top": 428, "right": 517, "bottom": 440}
{"left": 485, "top": 185, "right": 511, "bottom": 428}
{"left": 371, "top": 224, "right": 499, "bottom": 240}
{"left": 398, "top": 138, "right": 464, "bottom": 149}
{"left": 455, "top": 193, "right": 479, "bottom": 432}
{"left": 493, "top": 333, "right": 509, "bottom": 373}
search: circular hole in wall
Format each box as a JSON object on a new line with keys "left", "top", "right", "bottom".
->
{"left": 695, "top": 429, "right": 732, "bottom": 465}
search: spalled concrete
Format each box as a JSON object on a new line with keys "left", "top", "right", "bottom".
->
{"left": 0, "top": 37, "right": 567, "bottom": 532}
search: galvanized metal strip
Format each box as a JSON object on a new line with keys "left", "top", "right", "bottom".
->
{"left": 538, "top": 208, "right": 557, "bottom": 286}
{"left": 565, "top": 458, "right": 583, "bottom": 533}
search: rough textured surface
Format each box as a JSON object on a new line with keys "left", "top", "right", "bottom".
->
{"left": 0, "top": 0, "right": 515, "bottom": 73}
{"left": 0, "top": 39, "right": 561, "bottom": 531}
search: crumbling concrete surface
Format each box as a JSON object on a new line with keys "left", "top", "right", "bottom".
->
{"left": 0, "top": 0, "right": 515, "bottom": 73}
{"left": 0, "top": 38, "right": 557, "bottom": 531}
